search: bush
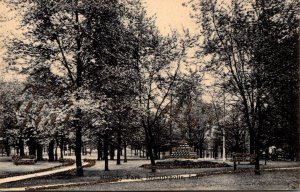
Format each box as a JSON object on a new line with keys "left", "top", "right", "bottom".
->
{"left": 141, "top": 160, "right": 230, "bottom": 169}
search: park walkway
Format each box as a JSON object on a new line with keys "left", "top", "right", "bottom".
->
{"left": 0, "top": 162, "right": 89, "bottom": 186}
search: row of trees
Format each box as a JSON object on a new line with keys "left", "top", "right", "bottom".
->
{"left": 2, "top": 0, "right": 200, "bottom": 175}
{"left": 0, "top": 0, "right": 298, "bottom": 176}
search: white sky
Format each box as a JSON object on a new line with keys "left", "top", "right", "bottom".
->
{"left": 143, "top": 0, "right": 197, "bottom": 35}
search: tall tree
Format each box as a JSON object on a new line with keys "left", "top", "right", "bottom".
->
{"left": 250, "top": 0, "right": 299, "bottom": 161}
{"left": 189, "top": 0, "right": 299, "bottom": 173}
{"left": 5, "top": 0, "right": 132, "bottom": 176}
{"left": 82, "top": 0, "right": 140, "bottom": 170}
{"left": 126, "top": 0, "right": 196, "bottom": 171}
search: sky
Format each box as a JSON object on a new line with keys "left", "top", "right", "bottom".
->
{"left": 143, "top": 0, "right": 197, "bottom": 35}
{"left": 0, "top": 2, "right": 23, "bottom": 81}
{"left": 0, "top": 0, "right": 198, "bottom": 81}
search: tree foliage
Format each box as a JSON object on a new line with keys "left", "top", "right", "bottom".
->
{"left": 188, "top": 0, "right": 299, "bottom": 161}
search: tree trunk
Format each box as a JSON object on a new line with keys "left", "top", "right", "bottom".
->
{"left": 116, "top": 130, "right": 121, "bottom": 165}
{"left": 142, "top": 120, "right": 156, "bottom": 172}
{"left": 37, "top": 144, "right": 43, "bottom": 161}
{"left": 255, "top": 135, "right": 261, "bottom": 175}
{"left": 74, "top": 0, "right": 83, "bottom": 177}
{"left": 104, "top": 131, "right": 109, "bottom": 171}
{"left": 75, "top": 124, "right": 83, "bottom": 176}
{"left": 48, "top": 140, "right": 55, "bottom": 161}
{"left": 169, "top": 94, "right": 173, "bottom": 155}
{"left": 142, "top": 146, "right": 145, "bottom": 157}
{"left": 19, "top": 127, "right": 25, "bottom": 157}
{"left": 239, "top": 90, "right": 255, "bottom": 155}
{"left": 55, "top": 146, "right": 58, "bottom": 161}
{"left": 123, "top": 140, "right": 127, "bottom": 163}
{"left": 97, "top": 138, "right": 102, "bottom": 161}
{"left": 69, "top": 145, "right": 72, "bottom": 156}
{"left": 214, "top": 144, "right": 218, "bottom": 159}
{"left": 109, "top": 144, "right": 115, "bottom": 160}
{"left": 28, "top": 138, "right": 36, "bottom": 156}
{"left": 297, "top": 96, "right": 300, "bottom": 161}
{"left": 148, "top": 147, "right": 155, "bottom": 171}
{"left": 60, "top": 138, "right": 64, "bottom": 159}
{"left": 153, "top": 145, "right": 159, "bottom": 160}
{"left": 5, "top": 137, "right": 10, "bottom": 156}
{"left": 255, "top": 99, "right": 263, "bottom": 175}
{"left": 250, "top": 129, "right": 255, "bottom": 154}
{"left": 199, "top": 144, "right": 203, "bottom": 158}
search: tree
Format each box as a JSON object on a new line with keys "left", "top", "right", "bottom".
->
{"left": 5, "top": 0, "right": 133, "bottom": 176}
{"left": 81, "top": 0, "right": 141, "bottom": 170}
{"left": 168, "top": 71, "right": 204, "bottom": 145}
{"left": 189, "top": 0, "right": 299, "bottom": 174}
{"left": 127, "top": 0, "right": 196, "bottom": 170}
{"left": 250, "top": 0, "right": 299, "bottom": 161}
{"left": 0, "top": 81, "right": 22, "bottom": 156}
{"left": 11, "top": 71, "right": 73, "bottom": 161}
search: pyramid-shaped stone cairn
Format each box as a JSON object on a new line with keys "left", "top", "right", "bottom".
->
{"left": 168, "top": 143, "right": 198, "bottom": 159}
